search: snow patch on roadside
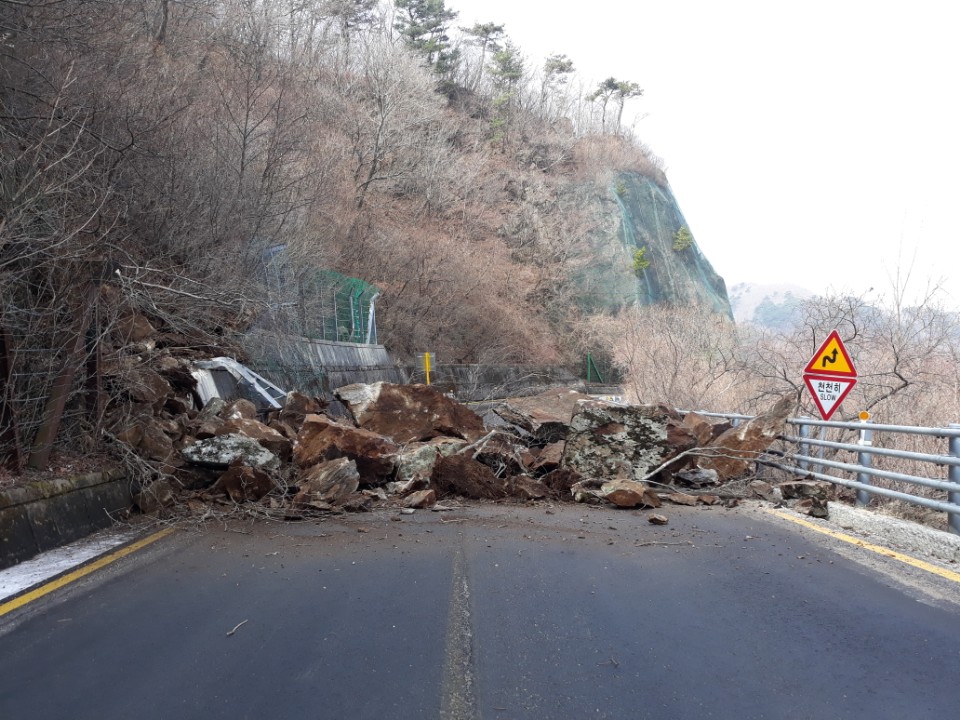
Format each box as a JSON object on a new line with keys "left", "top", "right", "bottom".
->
{"left": 0, "top": 528, "right": 138, "bottom": 601}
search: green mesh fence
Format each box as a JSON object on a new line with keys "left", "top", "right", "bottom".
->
{"left": 261, "top": 246, "right": 380, "bottom": 344}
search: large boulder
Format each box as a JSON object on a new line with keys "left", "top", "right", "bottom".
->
{"left": 217, "top": 464, "right": 276, "bottom": 502}
{"left": 334, "top": 382, "right": 485, "bottom": 443}
{"left": 125, "top": 366, "right": 173, "bottom": 407}
{"left": 492, "top": 388, "right": 593, "bottom": 443}
{"left": 278, "top": 391, "right": 324, "bottom": 434}
{"left": 561, "top": 401, "right": 676, "bottom": 482}
{"left": 395, "top": 438, "right": 467, "bottom": 484}
{"left": 181, "top": 433, "right": 281, "bottom": 471}
{"left": 570, "top": 478, "right": 661, "bottom": 508}
{"left": 216, "top": 417, "right": 292, "bottom": 462}
{"left": 430, "top": 454, "right": 506, "bottom": 500}
{"left": 681, "top": 411, "right": 731, "bottom": 446}
{"left": 698, "top": 394, "right": 797, "bottom": 481}
{"left": 539, "top": 468, "right": 584, "bottom": 500}
{"left": 294, "top": 414, "right": 398, "bottom": 486}
{"left": 293, "top": 458, "right": 360, "bottom": 508}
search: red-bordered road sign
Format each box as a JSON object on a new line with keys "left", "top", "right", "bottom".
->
{"left": 802, "top": 330, "right": 857, "bottom": 378}
{"left": 803, "top": 375, "right": 856, "bottom": 421}
{"left": 803, "top": 329, "right": 857, "bottom": 420}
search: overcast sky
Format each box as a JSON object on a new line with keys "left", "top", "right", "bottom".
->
{"left": 450, "top": 0, "right": 960, "bottom": 305}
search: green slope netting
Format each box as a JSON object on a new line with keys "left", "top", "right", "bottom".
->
{"left": 575, "top": 172, "right": 732, "bottom": 317}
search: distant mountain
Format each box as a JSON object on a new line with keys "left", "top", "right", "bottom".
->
{"left": 728, "top": 283, "right": 815, "bottom": 328}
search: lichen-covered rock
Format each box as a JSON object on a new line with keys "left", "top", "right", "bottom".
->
{"left": 561, "top": 401, "right": 675, "bottom": 482}
{"left": 181, "top": 433, "right": 280, "bottom": 471}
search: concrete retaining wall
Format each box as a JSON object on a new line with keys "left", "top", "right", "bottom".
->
{"left": 0, "top": 469, "right": 134, "bottom": 570}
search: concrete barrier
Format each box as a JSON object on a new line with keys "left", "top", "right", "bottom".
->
{"left": 0, "top": 469, "right": 134, "bottom": 569}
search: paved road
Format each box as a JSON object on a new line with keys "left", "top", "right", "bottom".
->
{"left": 1, "top": 503, "right": 959, "bottom": 719}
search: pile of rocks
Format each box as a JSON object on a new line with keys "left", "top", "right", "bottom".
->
{"left": 122, "top": 377, "right": 830, "bottom": 520}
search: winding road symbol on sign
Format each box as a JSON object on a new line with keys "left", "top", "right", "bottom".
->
{"left": 803, "top": 330, "right": 857, "bottom": 420}
{"left": 803, "top": 330, "right": 856, "bottom": 378}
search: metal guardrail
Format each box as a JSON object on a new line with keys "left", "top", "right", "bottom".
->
{"left": 690, "top": 412, "right": 960, "bottom": 535}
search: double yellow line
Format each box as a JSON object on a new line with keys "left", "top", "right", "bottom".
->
{"left": 769, "top": 509, "right": 960, "bottom": 584}
{"left": 0, "top": 527, "right": 175, "bottom": 618}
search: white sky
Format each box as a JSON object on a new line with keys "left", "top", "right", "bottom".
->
{"left": 450, "top": 0, "right": 960, "bottom": 305}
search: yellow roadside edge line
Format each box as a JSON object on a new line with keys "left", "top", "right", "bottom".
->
{"left": 0, "top": 527, "right": 176, "bottom": 618}
{"left": 766, "top": 509, "right": 960, "bottom": 584}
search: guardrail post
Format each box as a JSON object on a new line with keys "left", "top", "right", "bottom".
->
{"left": 797, "top": 419, "right": 810, "bottom": 472}
{"left": 948, "top": 424, "right": 960, "bottom": 535}
{"left": 856, "top": 418, "right": 874, "bottom": 507}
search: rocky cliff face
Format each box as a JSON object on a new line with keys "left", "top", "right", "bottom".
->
{"left": 576, "top": 172, "right": 732, "bottom": 318}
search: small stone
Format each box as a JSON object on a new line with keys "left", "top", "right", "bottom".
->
{"left": 648, "top": 514, "right": 669, "bottom": 525}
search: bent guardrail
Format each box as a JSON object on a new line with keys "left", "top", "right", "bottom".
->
{"left": 689, "top": 412, "right": 960, "bottom": 535}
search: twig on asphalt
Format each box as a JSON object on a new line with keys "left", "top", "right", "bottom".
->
{"left": 226, "top": 620, "right": 248, "bottom": 637}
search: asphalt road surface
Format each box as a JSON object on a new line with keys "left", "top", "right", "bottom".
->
{"left": 2, "top": 502, "right": 959, "bottom": 719}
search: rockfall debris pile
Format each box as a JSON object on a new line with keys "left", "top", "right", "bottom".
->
{"left": 117, "top": 370, "right": 835, "bottom": 522}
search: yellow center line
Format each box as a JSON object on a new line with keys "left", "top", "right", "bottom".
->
{"left": 766, "top": 509, "right": 960, "bottom": 584}
{"left": 0, "top": 527, "right": 176, "bottom": 618}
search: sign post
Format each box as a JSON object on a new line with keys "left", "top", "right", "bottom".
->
{"left": 802, "top": 330, "right": 857, "bottom": 420}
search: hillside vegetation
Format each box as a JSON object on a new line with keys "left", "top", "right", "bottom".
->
{"left": 0, "top": 0, "right": 676, "bottom": 368}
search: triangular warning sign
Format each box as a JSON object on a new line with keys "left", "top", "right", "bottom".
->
{"left": 803, "top": 374, "right": 857, "bottom": 420}
{"left": 802, "top": 330, "right": 856, "bottom": 378}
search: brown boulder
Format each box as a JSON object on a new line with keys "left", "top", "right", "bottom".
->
{"left": 335, "top": 382, "right": 485, "bottom": 443}
{"left": 749, "top": 480, "right": 783, "bottom": 503}
{"left": 133, "top": 479, "right": 175, "bottom": 514}
{"left": 698, "top": 394, "right": 797, "bottom": 481}
{"left": 492, "top": 388, "right": 593, "bottom": 443}
{"left": 217, "top": 417, "right": 292, "bottom": 462}
{"left": 539, "top": 468, "right": 584, "bottom": 499}
{"left": 221, "top": 399, "right": 258, "bottom": 421}
{"left": 395, "top": 438, "right": 467, "bottom": 484}
{"left": 530, "top": 441, "right": 565, "bottom": 474}
{"left": 402, "top": 489, "right": 437, "bottom": 509}
{"left": 473, "top": 431, "right": 527, "bottom": 477}
{"left": 505, "top": 475, "right": 552, "bottom": 500}
{"left": 140, "top": 419, "right": 175, "bottom": 462}
{"left": 279, "top": 391, "right": 324, "bottom": 433}
{"left": 293, "top": 458, "right": 360, "bottom": 507}
{"left": 190, "top": 415, "right": 225, "bottom": 439}
{"left": 218, "top": 464, "right": 275, "bottom": 502}
{"left": 601, "top": 479, "right": 662, "bottom": 508}
{"left": 569, "top": 478, "right": 661, "bottom": 508}
{"left": 294, "top": 414, "right": 398, "bottom": 486}
{"left": 664, "top": 492, "right": 699, "bottom": 506}
{"left": 430, "top": 454, "right": 506, "bottom": 500}
{"left": 681, "top": 411, "right": 731, "bottom": 446}
{"left": 126, "top": 367, "right": 173, "bottom": 407}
